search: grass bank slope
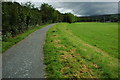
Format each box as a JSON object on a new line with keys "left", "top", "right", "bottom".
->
{"left": 44, "top": 23, "right": 118, "bottom": 78}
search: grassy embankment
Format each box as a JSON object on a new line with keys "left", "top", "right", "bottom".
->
{"left": 2, "top": 24, "right": 49, "bottom": 53}
{"left": 44, "top": 22, "right": 118, "bottom": 78}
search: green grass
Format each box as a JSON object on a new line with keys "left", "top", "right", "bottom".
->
{"left": 2, "top": 24, "right": 49, "bottom": 53}
{"left": 44, "top": 22, "right": 118, "bottom": 78}
{"left": 68, "top": 22, "right": 118, "bottom": 58}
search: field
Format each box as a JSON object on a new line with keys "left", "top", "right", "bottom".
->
{"left": 44, "top": 22, "right": 118, "bottom": 78}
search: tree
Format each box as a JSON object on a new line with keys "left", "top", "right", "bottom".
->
{"left": 62, "top": 13, "right": 77, "bottom": 23}
{"left": 2, "top": 2, "right": 79, "bottom": 41}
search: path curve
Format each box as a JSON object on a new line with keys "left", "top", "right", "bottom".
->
{"left": 2, "top": 24, "right": 54, "bottom": 78}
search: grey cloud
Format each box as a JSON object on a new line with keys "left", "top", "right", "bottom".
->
{"left": 33, "top": 2, "right": 119, "bottom": 16}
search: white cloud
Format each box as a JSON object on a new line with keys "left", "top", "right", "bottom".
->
{"left": 56, "top": 8, "right": 74, "bottom": 14}
{"left": 55, "top": 8, "right": 89, "bottom": 17}
{"left": 74, "top": 14, "right": 85, "bottom": 17}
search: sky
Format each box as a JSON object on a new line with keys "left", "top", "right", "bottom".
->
{"left": 5, "top": 0, "right": 119, "bottom": 17}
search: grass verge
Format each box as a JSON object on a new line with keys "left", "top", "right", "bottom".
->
{"left": 2, "top": 24, "right": 49, "bottom": 53}
{"left": 44, "top": 23, "right": 118, "bottom": 78}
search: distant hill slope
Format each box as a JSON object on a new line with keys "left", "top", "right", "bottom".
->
{"left": 78, "top": 14, "right": 119, "bottom": 22}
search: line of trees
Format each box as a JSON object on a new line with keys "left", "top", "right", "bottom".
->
{"left": 2, "top": 2, "right": 78, "bottom": 41}
{"left": 77, "top": 14, "right": 119, "bottom": 22}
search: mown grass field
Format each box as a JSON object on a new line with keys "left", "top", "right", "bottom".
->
{"left": 44, "top": 22, "right": 118, "bottom": 78}
{"left": 2, "top": 24, "right": 49, "bottom": 53}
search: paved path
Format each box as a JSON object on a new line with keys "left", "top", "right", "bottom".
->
{"left": 2, "top": 24, "right": 54, "bottom": 78}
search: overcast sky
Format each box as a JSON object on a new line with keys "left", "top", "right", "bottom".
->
{"left": 8, "top": 0, "right": 119, "bottom": 16}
